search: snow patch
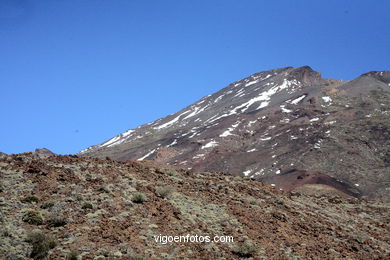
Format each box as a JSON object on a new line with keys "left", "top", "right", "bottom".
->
{"left": 289, "top": 95, "right": 306, "bottom": 105}
{"left": 243, "top": 170, "right": 251, "bottom": 176}
{"left": 230, "top": 79, "right": 299, "bottom": 114}
{"left": 262, "top": 74, "right": 272, "bottom": 80}
{"left": 245, "top": 80, "right": 258, "bottom": 87}
{"left": 248, "top": 120, "right": 257, "bottom": 127}
{"left": 138, "top": 149, "right": 156, "bottom": 161}
{"left": 322, "top": 96, "right": 332, "bottom": 103}
{"left": 100, "top": 136, "right": 121, "bottom": 148}
{"left": 214, "top": 94, "right": 225, "bottom": 103}
{"left": 183, "top": 105, "right": 207, "bottom": 120}
{"left": 201, "top": 140, "right": 218, "bottom": 149}
{"left": 314, "top": 139, "right": 323, "bottom": 149}
{"left": 193, "top": 153, "right": 205, "bottom": 159}
{"left": 325, "top": 120, "right": 337, "bottom": 125}
{"left": 220, "top": 129, "right": 233, "bottom": 137}
{"left": 280, "top": 105, "right": 292, "bottom": 113}
{"left": 167, "top": 139, "right": 177, "bottom": 147}
{"left": 219, "top": 122, "right": 240, "bottom": 137}
{"left": 155, "top": 111, "right": 190, "bottom": 129}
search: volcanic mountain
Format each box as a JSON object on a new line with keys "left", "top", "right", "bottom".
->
{"left": 79, "top": 66, "right": 390, "bottom": 201}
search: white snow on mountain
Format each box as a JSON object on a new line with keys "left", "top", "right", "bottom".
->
{"left": 322, "top": 96, "right": 332, "bottom": 102}
{"left": 155, "top": 110, "right": 190, "bottom": 129}
{"left": 138, "top": 149, "right": 156, "bottom": 161}
{"left": 201, "top": 140, "right": 218, "bottom": 149}
{"left": 289, "top": 95, "right": 306, "bottom": 105}
{"left": 245, "top": 80, "right": 258, "bottom": 87}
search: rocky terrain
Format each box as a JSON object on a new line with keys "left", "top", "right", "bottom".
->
{"left": 79, "top": 67, "right": 390, "bottom": 202}
{"left": 0, "top": 152, "right": 389, "bottom": 259}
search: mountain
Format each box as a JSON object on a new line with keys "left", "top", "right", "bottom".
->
{"left": 79, "top": 66, "right": 390, "bottom": 201}
{"left": 1, "top": 153, "right": 389, "bottom": 259}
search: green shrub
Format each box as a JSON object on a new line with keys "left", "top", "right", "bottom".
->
{"left": 66, "top": 250, "right": 80, "bottom": 260}
{"left": 26, "top": 230, "right": 56, "bottom": 260}
{"left": 130, "top": 255, "right": 146, "bottom": 260}
{"left": 0, "top": 181, "right": 4, "bottom": 192}
{"left": 82, "top": 202, "right": 93, "bottom": 209}
{"left": 131, "top": 192, "right": 147, "bottom": 204}
{"left": 163, "top": 169, "right": 177, "bottom": 176}
{"left": 46, "top": 215, "right": 67, "bottom": 227}
{"left": 22, "top": 210, "right": 44, "bottom": 225}
{"left": 274, "top": 199, "right": 284, "bottom": 206}
{"left": 40, "top": 201, "right": 55, "bottom": 209}
{"left": 99, "top": 185, "right": 111, "bottom": 193}
{"left": 232, "top": 240, "right": 257, "bottom": 258}
{"left": 21, "top": 195, "right": 40, "bottom": 203}
{"left": 155, "top": 185, "right": 173, "bottom": 199}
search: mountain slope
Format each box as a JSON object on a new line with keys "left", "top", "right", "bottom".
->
{"left": 1, "top": 153, "right": 389, "bottom": 259}
{"left": 79, "top": 66, "right": 390, "bottom": 201}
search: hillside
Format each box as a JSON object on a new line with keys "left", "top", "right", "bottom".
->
{"left": 79, "top": 67, "right": 390, "bottom": 201}
{"left": 0, "top": 153, "right": 389, "bottom": 259}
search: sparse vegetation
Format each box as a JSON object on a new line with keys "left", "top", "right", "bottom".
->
{"left": 232, "top": 240, "right": 257, "bottom": 258}
{"left": 26, "top": 230, "right": 56, "bottom": 260}
{"left": 0, "top": 151, "right": 389, "bottom": 259}
{"left": 99, "top": 185, "right": 111, "bottom": 193}
{"left": 247, "top": 198, "right": 257, "bottom": 205}
{"left": 66, "top": 250, "right": 80, "bottom": 260}
{"left": 40, "top": 201, "right": 55, "bottom": 209}
{"left": 21, "top": 195, "right": 40, "bottom": 203}
{"left": 155, "top": 185, "right": 173, "bottom": 199}
{"left": 132, "top": 192, "right": 147, "bottom": 203}
{"left": 82, "top": 202, "right": 93, "bottom": 209}
{"left": 22, "top": 210, "right": 44, "bottom": 225}
{"left": 163, "top": 169, "right": 177, "bottom": 176}
{"left": 130, "top": 254, "right": 146, "bottom": 260}
{"left": 46, "top": 214, "right": 67, "bottom": 227}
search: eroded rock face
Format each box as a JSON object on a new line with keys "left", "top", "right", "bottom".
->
{"left": 79, "top": 66, "right": 390, "bottom": 201}
{"left": 33, "top": 148, "right": 56, "bottom": 158}
{"left": 0, "top": 153, "right": 389, "bottom": 259}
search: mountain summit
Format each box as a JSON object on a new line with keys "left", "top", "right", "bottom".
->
{"left": 79, "top": 66, "right": 390, "bottom": 201}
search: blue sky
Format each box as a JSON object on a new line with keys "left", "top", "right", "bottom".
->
{"left": 1, "top": 0, "right": 389, "bottom": 154}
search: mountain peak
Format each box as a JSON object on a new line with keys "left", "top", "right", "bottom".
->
{"left": 287, "top": 66, "right": 322, "bottom": 84}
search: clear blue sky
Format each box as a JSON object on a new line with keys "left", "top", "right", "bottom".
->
{"left": 1, "top": 0, "right": 389, "bottom": 155}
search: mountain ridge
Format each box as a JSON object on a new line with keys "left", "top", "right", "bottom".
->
{"left": 79, "top": 66, "right": 390, "bottom": 201}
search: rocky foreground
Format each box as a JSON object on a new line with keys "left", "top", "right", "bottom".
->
{"left": 0, "top": 153, "right": 389, "bottom": 259}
